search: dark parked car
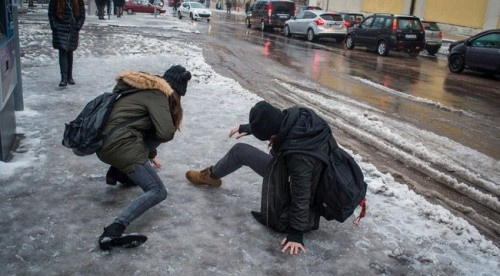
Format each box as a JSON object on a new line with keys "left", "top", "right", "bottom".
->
{"left": 421, "top": 20, "right": 442, "bottom": 55}
{"left": 245, "top": 0, "right": 295, "bottom": 31}
{"left": 448, "top": 29, "right": 500, "bottom": 75}
{"left": 345, "top": 13, "right": 425, "bottom": 57}
{"left": 337, "top": 12, "right": 364, "bottom": 28}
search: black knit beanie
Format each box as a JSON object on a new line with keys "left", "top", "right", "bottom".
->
{"left": 249, "top": 101, "right": 284, "bottom": 141}
{"left": 162, "top": 65, "right": 192, "bottom": 96}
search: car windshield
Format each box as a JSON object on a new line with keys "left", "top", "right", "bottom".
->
{"left": 321, "top": 14, "right": 342, "bottom": 21}
{"left": 397, "top": 18, "right": 422, "bottom": 31}
{"left": 272, "top": 2, "right": 294, "bottom": 12}
{"left": 422, "top": 21, "right": 440, "bottom": 31}
{"left": 190, "top": 2, "right": 204, "bottom": 8}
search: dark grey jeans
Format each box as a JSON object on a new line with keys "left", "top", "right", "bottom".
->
{"left": 212, "top": 143, "right": 273, "bottom": 179}
{"left": 113, "top": 162, "right": 167, "bottom": 227}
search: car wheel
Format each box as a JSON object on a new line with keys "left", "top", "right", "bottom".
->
{"left": 246, "top": 18, "right": 251, "bottom": 28}
{"left": 345, "top": 35, "right": 355, "bottom": 49}
{"left": 448, "top": 54, "right": 465, "bottom": 73}
{"left": 307, "top": 28, "right": 316, "bottom": 42}
{"left": 284, "top": 25, "right": 291, "bottom": 37}
{"left": 261, "top": 20, "right": 266, "bottom": 31}
{"left": 178, "top": 11, "right": 182, "bottom": 19}
{"left": 190, "top": 13, "right": 194, "bottom": 20}
{"left": 127, "top": 9, "right": 133, "bottom": 15}
{"left": 377, "top": 41, "right": 389, "bottom": 56}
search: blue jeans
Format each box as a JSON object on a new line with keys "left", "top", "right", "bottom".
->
{"left": 212, "top": 143, "right": 273, "bottom": 179}
{"left": 113, "top": 162, "right": 167, "bottom": 227}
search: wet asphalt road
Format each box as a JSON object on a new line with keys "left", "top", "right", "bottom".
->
{"left": 195, "top": 12, "right": 500, "bottom": 160}
{"left": 186, "top": 11, "right": 500, "bottom": 243}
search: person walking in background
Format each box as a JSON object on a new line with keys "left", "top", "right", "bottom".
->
{"left": 173, "top": 0, "right": 179, "bottom": 11}
{"left": 185, "top": 101, "right": 332, "bottom": 255}
{"left": 48, "top": 0, "right": 85, "bottom": 87}
{"left": 245, "top": 0, "right": 250, "bottom": 13}
{"left": 225, "top": 0, "right": 231, "bottom": 14}
{"left": 96, "top": 66, "right": 192, "bottom": 250}
{"left": 95, "top": 0, "right": 106, "bottom": 19}
{"left": 114, "top": 0, "right": 125, "bottom": 17}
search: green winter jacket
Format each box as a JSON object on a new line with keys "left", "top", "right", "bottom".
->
{"left": 97, "top": 71, "right": 177, "bottom": 173}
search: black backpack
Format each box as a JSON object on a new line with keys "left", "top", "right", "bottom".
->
{"left": 62, "top": 91, "right": 138, "bottom": 156}
{"left": 315, "top": 139, "right": 368, "bottom": 223}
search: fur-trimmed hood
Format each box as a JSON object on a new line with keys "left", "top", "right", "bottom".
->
{"left": 114, "top": 71, "right": 174, "bottom": 96}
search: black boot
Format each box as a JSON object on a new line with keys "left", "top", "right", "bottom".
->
{"left": 99, "top": 222, "right": 125, "bottom": 250}
{"left": 59, "top": 74, "right": 67, "bottom": 87}
{"left": 58, "top": 50, "right": 68, "bottom": 87}
{"left": 67, "top": 51, "right": 75, "bottom": 85}
{"left": 106, "top": 166, "right": 137, "bottom": 186}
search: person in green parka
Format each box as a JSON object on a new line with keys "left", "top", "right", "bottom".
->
{"left": 96, "top": 65, "right": 192, "bottom": 250}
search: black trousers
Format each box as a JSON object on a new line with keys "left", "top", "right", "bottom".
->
{"left": 58, "top": 49, "right": 73, "bottom": 80}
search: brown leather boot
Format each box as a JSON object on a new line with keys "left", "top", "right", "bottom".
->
{"left": 185, "top": 166, "right": 222, "bottom": 187}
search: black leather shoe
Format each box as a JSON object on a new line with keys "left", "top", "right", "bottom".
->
{"left": 67, "top": 78, "right": 75, "bottom": 85}
{"left": 59, "top": 80, "right": 67, "bottom": 87}
{"left": 106, "top": 166, "right": 137, "bottom": 186}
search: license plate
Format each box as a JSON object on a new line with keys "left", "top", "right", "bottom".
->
{"left": 277, "top": 14, "right": 288, "bottom": 19}
{"left": 406, "top": 34, "right": 417, "bottom": 39}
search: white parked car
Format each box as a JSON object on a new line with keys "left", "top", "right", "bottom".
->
{"left": 178, "top": 2, "right": 211, "bottom": 22}
{"left": 284, "top": 10, "right": 347, "bottom": 42}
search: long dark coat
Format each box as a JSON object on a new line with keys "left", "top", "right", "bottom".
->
{"left": 48, "top": 0, "right": 85, "bottom": 51}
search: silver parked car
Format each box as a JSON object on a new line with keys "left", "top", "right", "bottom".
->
{"left": 421, "top": 20, "right": 442, "bottom": 55}
{"left": 284, "top": 10, "right": 347, "bottom": 42}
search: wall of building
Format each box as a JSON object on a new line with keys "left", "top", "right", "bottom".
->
{"left": 484, "top": 0, "right": 500, "bottom": 30}
{"left": 319, "top": 0, "right": 362, "bottom": 12}
{"left": 361, "top": 0, "right": 404, "bottom": 14}
{"left": 423, "top": 0, "right": 488, "bottom": 28}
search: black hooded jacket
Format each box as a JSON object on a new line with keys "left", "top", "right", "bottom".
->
{"left": 242, "top": 107, "right": 331, "bottom": 244}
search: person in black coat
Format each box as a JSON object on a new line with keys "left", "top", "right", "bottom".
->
{"left": 113, "top": 0, "right": 125, "bottom": 17}
{"left": 48, "top": 0, "right": 85, "bottom": 87}
{"left": 186, "top": 101, "right": 334, "bottom": 255}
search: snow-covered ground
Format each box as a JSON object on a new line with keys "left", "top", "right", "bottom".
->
{"left": 0, "top": 10, "right": 498, "bottom": 275}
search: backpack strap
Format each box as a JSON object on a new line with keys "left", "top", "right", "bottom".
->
{"left": 103, "top": 89, "right": 146, "bottom": 138}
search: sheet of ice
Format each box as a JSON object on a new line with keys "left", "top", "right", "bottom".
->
{"left": 0, "top": 11, "right": 498, "bottom": 275}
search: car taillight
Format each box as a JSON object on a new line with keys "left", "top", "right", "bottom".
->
{"left": 439, "top": 31, "right": 443, "bottom": 38}
{"left": 268, "top": 3, "right": 273, "bottom": 17}
{"left": 392, "top": 19, "right": 397, "bottom": 31}
{"left": 315, "top": 18, "right": 325, "bottom": 26}
{"left": 343, "top": 20, "right": 352, "bottom": 27}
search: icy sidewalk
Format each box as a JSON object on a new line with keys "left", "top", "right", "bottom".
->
{"left": 0, "top": 12, "right": 498, "bottom": 275}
